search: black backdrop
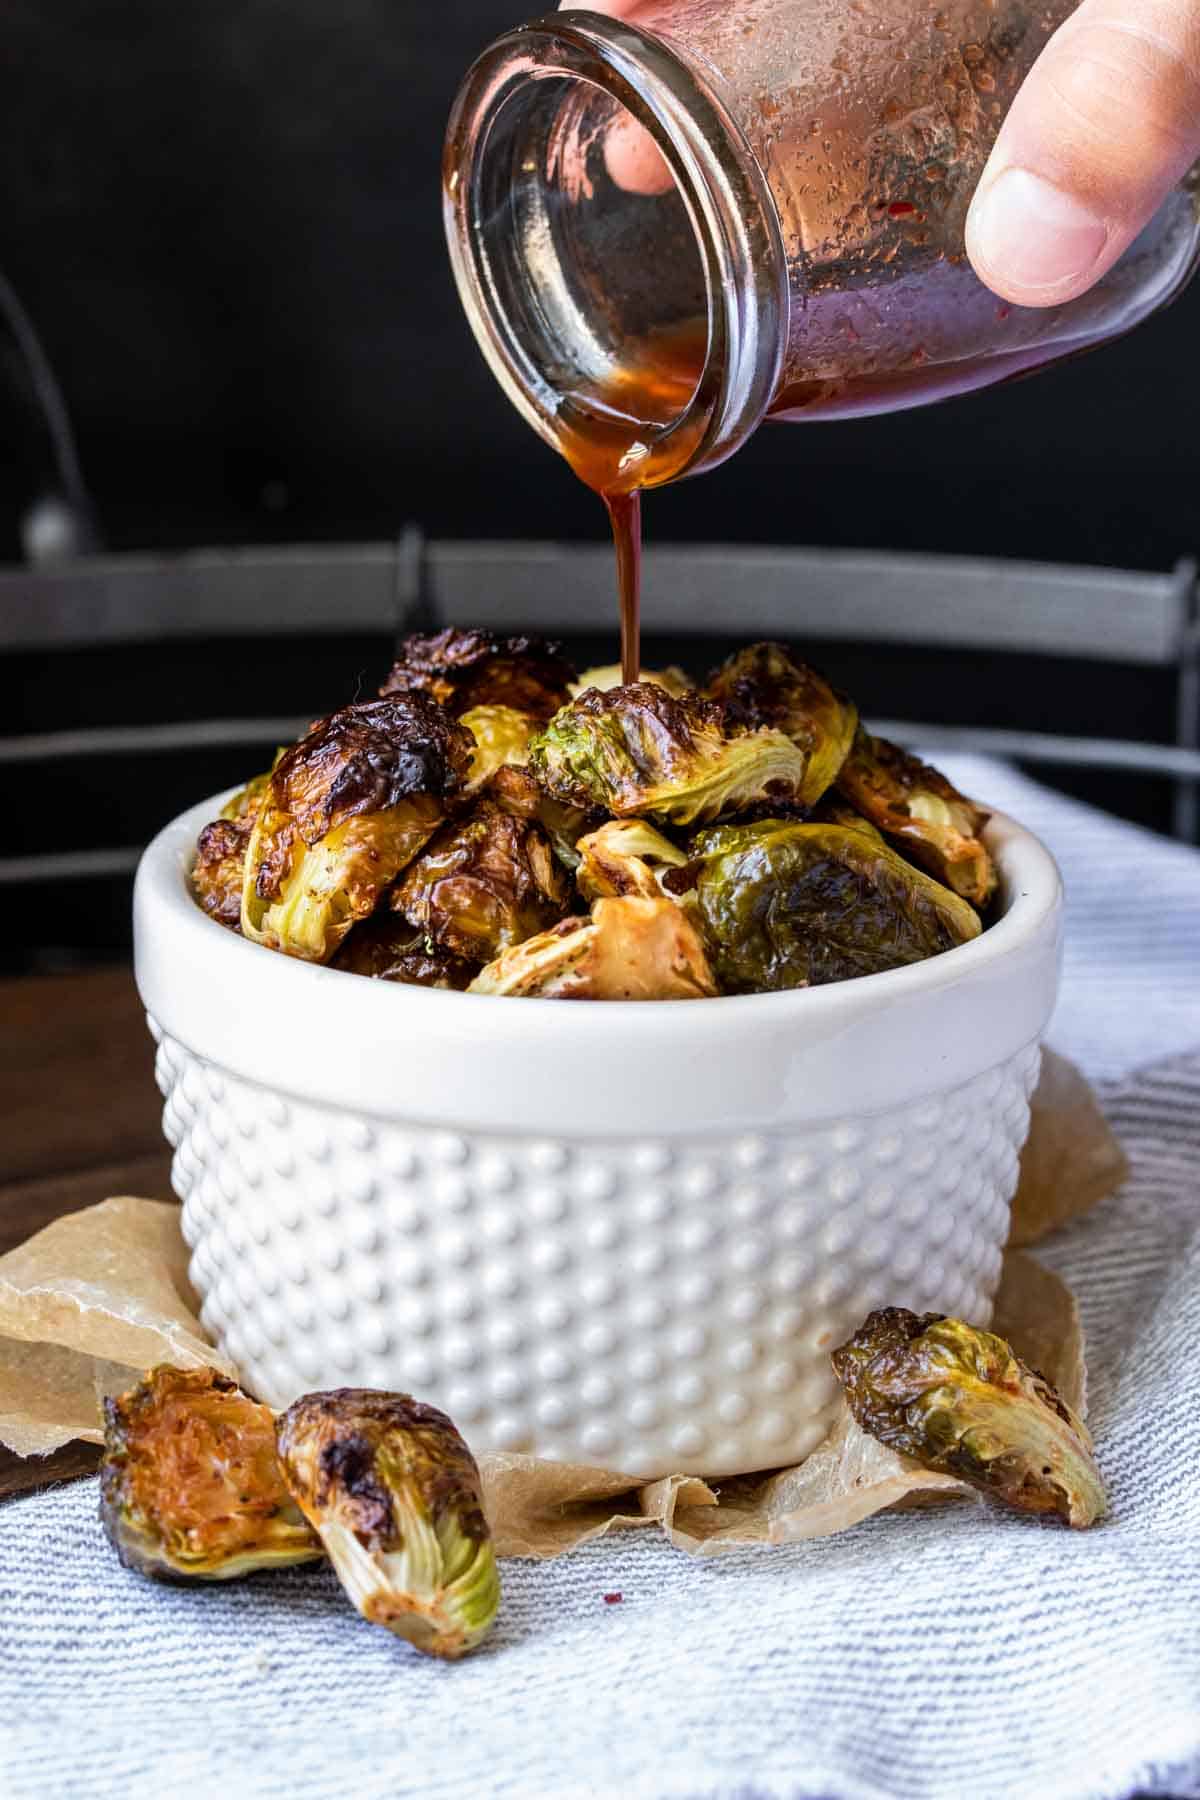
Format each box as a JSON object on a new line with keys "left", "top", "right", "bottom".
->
{"left": 1, "top": 0, "right": 1197, "bottom": 568}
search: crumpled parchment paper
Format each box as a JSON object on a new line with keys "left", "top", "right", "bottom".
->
{"left": 0, "top": 1048, "right": 1122, "bottom": 1554}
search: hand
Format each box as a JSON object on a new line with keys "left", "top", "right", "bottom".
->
{"left": 966, "top": 0, "right": 1200, "bottom": 305}
{"left": 564, "top": 0, "right": 1200, "bottom": 308}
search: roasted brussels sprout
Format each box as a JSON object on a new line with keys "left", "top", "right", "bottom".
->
{"left": 572, "top": 663, "right": 693, "bottom": 698}
{"left": 575, "top": 818, "right": 690, "bottom": 903}
{"left": 489, "top": 764, "right": 598, "bottom": 871}
{"left": 191, "top": 761, "right": 279, "bottom": 927}
{"left": 191, "top": 632, "right": 1009, "bottom": 999}
{"left": 193, "top": 817, "right": 253, "bottom": 928}
{"left": 275, "top": 1390, "right": 500, "bottom": 1660}
{"left": 469, "top": 895, "right": 717, "bottom": 999}
{"left": 100, "top": 1366, "right": 323, "bottom": 1582}
{"left": 837, "top": 728, "right": 996, "bottom": 908}
{"left": 380, "top": 628, "right": 575, "bottom": 720}
{"left": 705, "top": 641, "right": 858, "bottom": 801}
{"left": 529, "top": 683, "right": 817, "bottom": 827}
{"left": 240, "top": 698, "right": 472, "bottom": 962}
{"left": 459, "top": 704, "right": 540, "bottom": 798}
{"left": 393, "top": 802, "right": 568, "bottom": 963}
{"left": 332, "top": 915, "right": 475, "bottom": 988}
{"left": 690, "top": 819, "right": 981, "bottom": 992}
{"left": 832, "top": 1308, "right": 1107, "bottom": 1528}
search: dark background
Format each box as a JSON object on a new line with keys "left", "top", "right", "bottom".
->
{"left": 2, "top": 0, "right": 1197, "bottom": 564}
{"left": 2, "top": 0, "right": 1197, "bottom": 969}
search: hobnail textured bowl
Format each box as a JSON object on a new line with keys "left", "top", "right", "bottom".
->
{"left": 135, "top": 794, "right": 1062, "bottom": 1480}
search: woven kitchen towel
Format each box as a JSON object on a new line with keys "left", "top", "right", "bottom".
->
{"left": 0, "top": 762, "right": 1198, "bottom": 1800}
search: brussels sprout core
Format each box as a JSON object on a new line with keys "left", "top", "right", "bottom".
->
{"left": 276, "top": 1390, "right": 500, "bottom": 1660}
{"left": 100, "top": 1366, "right": 324, "bottom": 1582}
{"left": 832, "top": 1308, "right": 1107, "bottom": 1527}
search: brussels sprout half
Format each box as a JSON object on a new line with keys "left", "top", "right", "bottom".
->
{"left": 100, "top": 1366, "right": 324, "bottom": 1583}
{"left": 468, "top": 894, "right": 717, "bottom": 999}
{"left": 690, "top": 818, "right": 981, "bottom": 992}
{"left": 192, "top": 760, "right": 281, "bottom": 929}
{"left": 832, "top": 1308, "right": 1107, "bottom": 1528}
{"left": 193, "top": 817, "right": 253, "bottom": 929}
{"left": 705, "top": 641, "right": 858, "bottom": 801}
{"left": 529, "top": 683, "right": 820, "bottom": 827}
{"left": 458, "top": 704, "right": 540, "bottom": 799}
{"left": 240, "top": 697, "right": 472, "bottom": 962}
{"left": 393, "top": 801, "right": 569, "bottom": 964}
{"left": 380, "top": 628, "right": 575, "bottom": 720}
{"left": 837, "top": 727, "right": 997, "bottom": 908}
{"left": 488, "top": 764, "right": 598, "bottom": 872}
{"left": 575, "top": 819, "right": 691, "bottom": 903}
{"left": 275, "top": 1390, "right": 500, "bottom": 1660}
{"left": 332, "top": 914, "right": 476, "bottom": 988}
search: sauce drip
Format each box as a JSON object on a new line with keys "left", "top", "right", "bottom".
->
{"left": 556, "top": 325, "right": 708, "bottom": 685}
{"left": 605, "top": 491, "right": 643, "bottom": 686}
{"left": 557, "top": 303, "right": 1076, "bottom": 677}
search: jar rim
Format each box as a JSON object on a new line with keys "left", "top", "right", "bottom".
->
{"left": 443, "top": 9, "right": 789, "bottom": 486}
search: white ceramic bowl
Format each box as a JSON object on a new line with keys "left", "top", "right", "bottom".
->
{"left": 134, "top": 792, "right": 1062, "bottom": 1480}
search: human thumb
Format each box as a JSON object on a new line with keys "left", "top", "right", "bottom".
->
{"left": 966, "top": 0, "right": 1200, "bottom": 305}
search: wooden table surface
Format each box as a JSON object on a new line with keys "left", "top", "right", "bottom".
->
{"left": 0, "top": 966, "right": 175, "bottom": 1498}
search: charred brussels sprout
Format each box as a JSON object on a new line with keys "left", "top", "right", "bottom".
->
{"left": 489, "top": 764, "right": 598, "bottom": 871}
{"left": 837, "top": 728, "right": 996, "bottom": 908}
{"left": 192, "top": 761, "right": 278, "bottom": 928}
{"left": 241, "top": 697, "right": 472, "bottom": 962}
{"left": 691, "top": 819, "right": 981, "bottom": 991}
{"left": 459, "top": 704, "right": 540, "bottom": 798}
{"left": 572, "top": 663, "right": 694, "bottom": 698}
{"left": 380, "top": 628, "right": 575, "bottom": 720}
{"left": 705, "top": 641, "right": 858, "bottom": 802}
{"left": 393, "top": 802, "right": 569, "bottom": 963}
{"left": 469, "top": 895, "right": 717, "bottom": 999}
{"left": 100, "top": 1366, "right": 323, "bottom": 1582}
{"left": 275, "top": 1390, "right": 500, "bottom": 1660}
{"left": 193, "top": 817, "right": 253, "bottom": 928}
{"left": 575, "top": 819, "right": 690, "bottom": 903}
{"left": 332, "top": 915, "right": 475, "bottom": 988}
{"left": 529, "top": 683, "right": 815, "bottom": 827}
{"left": 832, "top": 1308, "right": 1107, "bottom": 1527}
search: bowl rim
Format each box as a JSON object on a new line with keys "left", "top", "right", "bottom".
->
{"left": 134, "top": 788, "right": 1063, "bottom": 1135}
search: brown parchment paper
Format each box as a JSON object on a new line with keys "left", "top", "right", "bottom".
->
{"left": 0, "top": 1051, "right": 1123, "bottom": 1553}
{"left": 0, "top": 1197, "right": 233, "bottom": 1458}
{"left": 1008, "top": 1048, "right": 1128, "bottom": 1247}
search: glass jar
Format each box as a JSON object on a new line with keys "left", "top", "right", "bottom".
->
{"left": 444, "top": 0, "right": 1200, "bottom": 492}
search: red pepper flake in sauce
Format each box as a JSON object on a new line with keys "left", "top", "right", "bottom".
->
{"left": 603, "top": 1592, "right": 623, "bottom": 1605}
{"left": 888, "top": 201, "right": 917, "bottom": 218}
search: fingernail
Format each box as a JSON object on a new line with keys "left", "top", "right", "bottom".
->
{"left": 970, "top": 168, "right": 1109, "bottom": 293}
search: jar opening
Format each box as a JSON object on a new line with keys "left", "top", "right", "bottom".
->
{"left": 444, "top": 12, "right": 788, "bottom": 490}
